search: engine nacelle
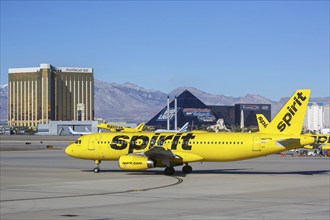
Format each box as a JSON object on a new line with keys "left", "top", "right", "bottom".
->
{"left": 118, "top": 154, "right": 154, "bottom": 170}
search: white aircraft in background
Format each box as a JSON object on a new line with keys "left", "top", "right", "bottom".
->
{"left": 155, "top": 122, "right": 189, "bottom": 133}
{"left": 69, "top": 127, "right": 92, "bottom": 135}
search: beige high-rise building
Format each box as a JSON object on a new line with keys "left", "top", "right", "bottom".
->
{"left": 8, "top": 64, "right": 94, "bottom": 127}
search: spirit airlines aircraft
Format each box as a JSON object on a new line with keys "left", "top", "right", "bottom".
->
{"left": 66, "top": 89, "right": 315, "bottom": 175}
{"left": 97, "top": 122, "right": 145, "bottom": 132}
{"left": 256, "top": 114, "right": 330, "bottom": 150}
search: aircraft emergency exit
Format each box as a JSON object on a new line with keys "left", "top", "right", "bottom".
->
{"left": 66, "top": 89, "right": 315, "bottom": 175}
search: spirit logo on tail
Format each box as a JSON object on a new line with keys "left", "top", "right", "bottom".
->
{"left": 277, "top": 92, "right": 307, "bottom": 132}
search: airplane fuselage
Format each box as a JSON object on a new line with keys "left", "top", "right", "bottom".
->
{"left": 66, "top": 131, "right": 313, "bottom": 162}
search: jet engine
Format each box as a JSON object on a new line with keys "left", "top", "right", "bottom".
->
{"left": 118, "top": 154, "right": 154, "bottom": 170}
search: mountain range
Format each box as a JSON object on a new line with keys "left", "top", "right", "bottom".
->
{"left": 0, "top": 80, "right": 329, "bottom": 123}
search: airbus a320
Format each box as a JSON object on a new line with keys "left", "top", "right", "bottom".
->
{"left": 65, "top": 89, "right": 315, "bottom": 175}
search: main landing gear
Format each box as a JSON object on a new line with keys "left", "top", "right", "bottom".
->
{"left": 164, "top": 167, "right": 175, "bottom": 175}
{"left": 163, "top": 164, "right": 193, "bottom": 175}
{"left": 93, "top": 160, "right": 101, "bottom": 173}
{"left": 182, "top": 164, "right": 192, "bottom": 174}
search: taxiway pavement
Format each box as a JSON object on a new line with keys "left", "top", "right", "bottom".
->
{"left": 1, "top": 136, "right": 329, "bottom": 219}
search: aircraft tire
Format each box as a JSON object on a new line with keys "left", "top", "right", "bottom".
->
{"left": 182, "top": 165, "right": 192, "bottom": 174}
{"left": 93, "top": 167, "right": 100, "bottom": 173}
{"left": 164, "top": 167, "right": 175, "bottom": 176}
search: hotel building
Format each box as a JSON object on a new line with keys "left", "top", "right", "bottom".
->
{"left": 8, "top": 64, "right": 94, "bottom": 127}
{"left": 304, "top": 103, "right": 330, "bottom": 132}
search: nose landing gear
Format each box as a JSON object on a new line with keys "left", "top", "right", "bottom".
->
{"left": 93, "top": 160, "right": 101, "bottom": 173}
{"left": 182, "top": 164, "right": 192, "bottom": 174}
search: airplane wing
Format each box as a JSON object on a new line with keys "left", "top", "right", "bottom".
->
{"left": 143, "top": 146, "right": 204, "bottom": 167}
{"left": 145, "top": 147, "right": 178, "bottom": 159}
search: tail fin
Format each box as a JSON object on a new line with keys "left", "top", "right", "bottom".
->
{"left": 262, "top": 89, "right": 310, "bottom": 134}
{"left": 135, "top": 122, "right": 145, "bottom": 131}
{"left": 179, "top": 122, "right": 189, "bottom": 132}
{"left": 256, "top": 114, "right": 269, "bottom": 132}
{"left": 68, "top": 127, "right": 75, "bottom": 134}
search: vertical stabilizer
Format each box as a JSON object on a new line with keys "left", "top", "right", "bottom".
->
{"left": 256, "top": 114, "right": 269, "bottom": 132}
{"left": 262, "top": 89, "right": 310, "bottom": 134}
{"left": 135, "top": 122, "right": 145, "bottom": 131}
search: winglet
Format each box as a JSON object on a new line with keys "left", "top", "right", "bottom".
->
{"left": 262, "top": 89, "right": 310, "bottom": 134}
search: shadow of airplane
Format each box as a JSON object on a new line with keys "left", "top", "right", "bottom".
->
{"left": 81, "top": 168, "right": 330, "bottom": 176}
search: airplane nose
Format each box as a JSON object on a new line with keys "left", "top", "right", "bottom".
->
{"left": 65, "top": 145, "right": 74, "bottom": 157}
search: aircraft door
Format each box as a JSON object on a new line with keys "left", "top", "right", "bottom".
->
{"left": 88, "top": 136, "right": 97, "bottom": 151}
{"left": 253, "top": 135, "right": 261, "bottom": 151}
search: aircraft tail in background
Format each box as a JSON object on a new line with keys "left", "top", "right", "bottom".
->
{"left": 260, "top": 89, "right": 310, "bottom": 135}
{"left": 256, "top": 114, "right": 269, "bottom": 132}
{"left": 154, "top": 122, "right": 189, "bottom": 133}
{"left": 135, "top": 122, "right": 145, "bottom": 132}
{"left": 178, "top": 122, "right": 189, "bottom": 132}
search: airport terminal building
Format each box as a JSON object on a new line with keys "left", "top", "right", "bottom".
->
{"left": 8, "top": 64, "right": 94, "bottom": 127}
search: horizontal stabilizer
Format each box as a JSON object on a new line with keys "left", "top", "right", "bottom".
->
{"left": 277, "top": 138, "right": 301, "bottom": 148}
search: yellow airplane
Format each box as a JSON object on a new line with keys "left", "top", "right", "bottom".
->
{"left": 256, "top": 114, "right": 330, "bottom": 150}
{"left": 66, "top": 89, "right": 315, "bottom": 175}
{"left": 97, "top": 122, "right": 145, "bottom": 132}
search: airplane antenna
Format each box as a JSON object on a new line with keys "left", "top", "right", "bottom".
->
{"left": 174, "top": 96, "right": 177, "bottom": 130}
{"left": 167, "top": 96, "right": 170, "bottom": 130}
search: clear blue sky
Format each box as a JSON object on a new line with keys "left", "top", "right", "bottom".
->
{"left": 1, "top": 1, "right": 329, "bottom": 100}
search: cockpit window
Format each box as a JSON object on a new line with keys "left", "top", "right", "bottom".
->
{"left": 75, "top": 140, "right": 82, "bottom": 144}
